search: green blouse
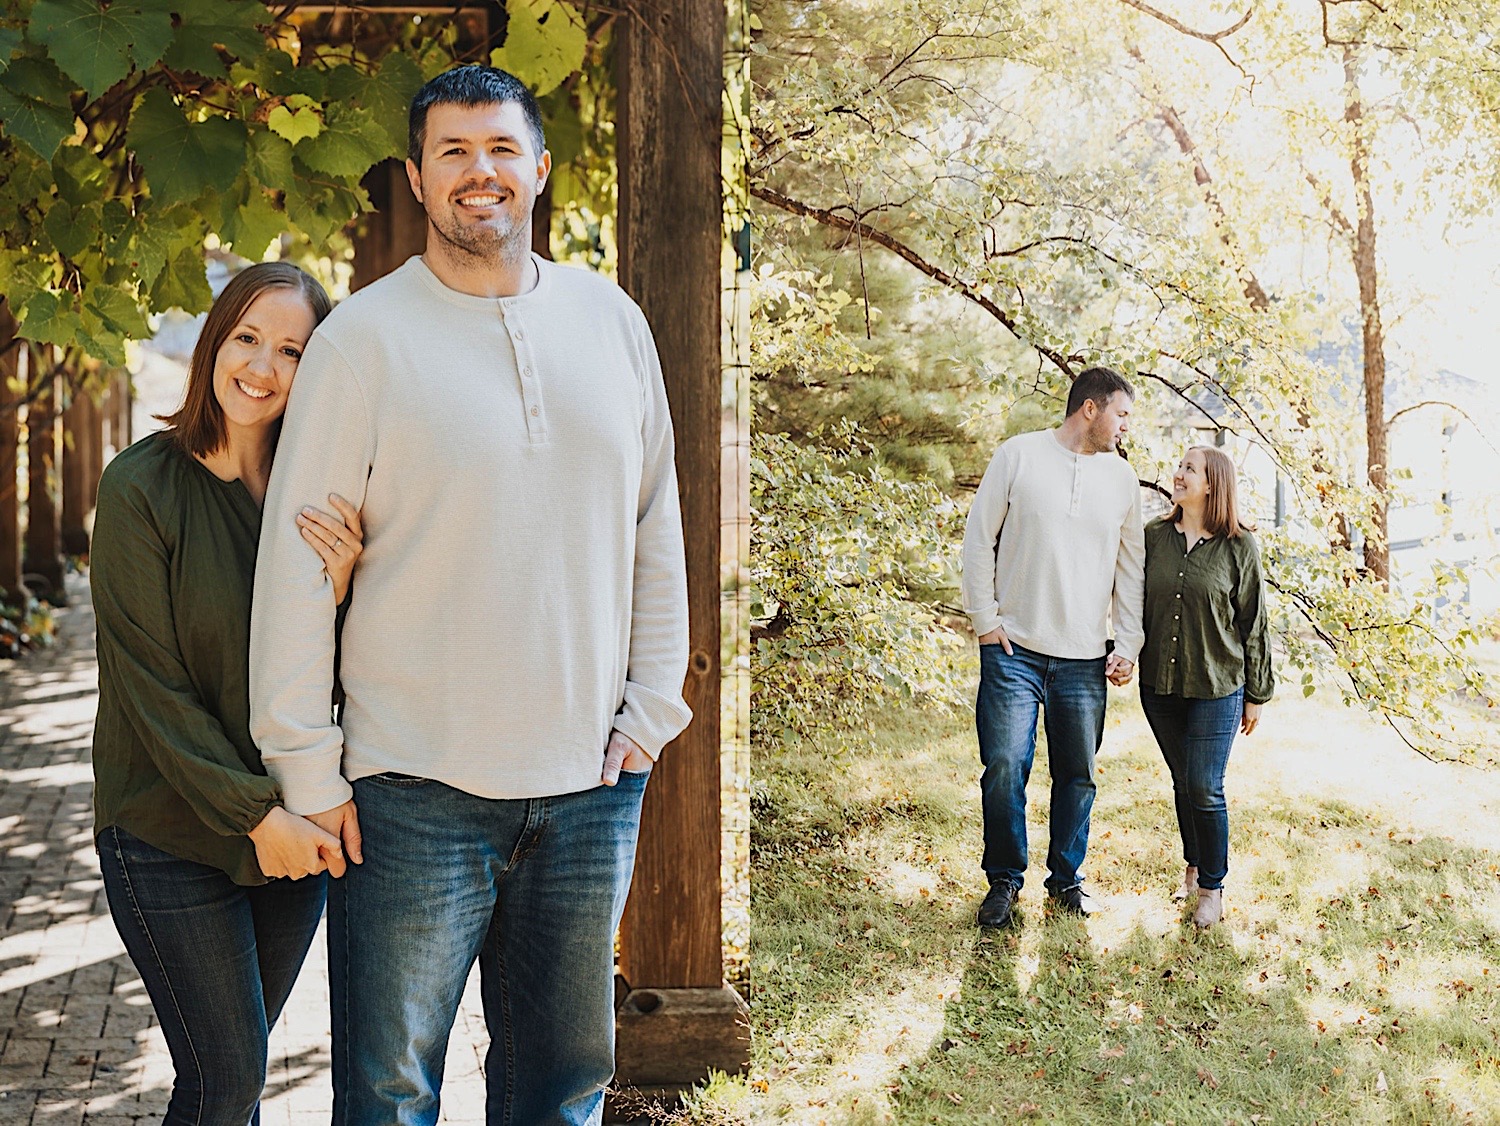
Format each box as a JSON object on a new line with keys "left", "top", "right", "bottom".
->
{"left": 91, "top": 433, "right": 281, "bottom": 885}
{"left": 1139, "top": 517, "right": 1274, "bottom": 704}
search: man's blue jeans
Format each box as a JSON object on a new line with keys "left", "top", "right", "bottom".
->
{"left": 976, "top": 643, "right": 1107, "bottom": 892}
{"left": 1138, "top": 686, "right": 1243, "bottom": 890}
{"left": 97, "top": 825, "right": 327, "bottom": 1126}
{"left": 327, "top": 769, "right": 650, "bottom": 1126}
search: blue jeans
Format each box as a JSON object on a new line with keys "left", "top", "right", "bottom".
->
{"left": 97, "top": 825, "right": 327, "bottom": 1126}
{"left": 976, "top": 643, "right": 1107, "bottom": 892}
{"left": 1138, "top": 686, "right": 1243, "bottom": 890}
{"left": 327, "top": 770, "right": 650, "bottom": 1126}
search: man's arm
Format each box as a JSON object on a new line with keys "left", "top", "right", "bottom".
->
{"left": 606, "top": 313, "right": 692, "bottom": 763}
{"left": 249, "top": 334, "right": 373, "bottom": 817}
{"left": 960, "top": 444, "right": 1014, "bottom": 640}
{"left": 1110, "top": 475, "right": 1146, "bottom": 668}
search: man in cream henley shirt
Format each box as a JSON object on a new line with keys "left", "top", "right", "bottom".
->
{"left": 960, "top": 367, "right": 1144, "bottom": 927}
{"left": 248, "top": 67, "right": 690, "bottom": 1126}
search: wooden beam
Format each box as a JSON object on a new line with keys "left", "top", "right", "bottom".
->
{"left": 61, "top": 389, "right": 92, "bottom": 557}
{"left": 616, "top": 0, "right": 727, "bottom": 995}
{"left": 23, "top": 356, "right": 64, "bottom": 603}
{"left": 0, "top": 305, "right": 24, "bottom": 604}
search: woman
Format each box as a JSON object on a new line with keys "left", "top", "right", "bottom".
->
{"left": 1137, "top": 445, "right": 1273, "bottom": 930}
{"left": 90, "top": 262, "right": 362, "bottom": 1124}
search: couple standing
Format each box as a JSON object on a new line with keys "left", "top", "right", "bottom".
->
{"left": 960, "top": 367, "right": 1274, "bottom": 931}
{"left": 89, "top": 66, "right": 689, "bottom": 1125}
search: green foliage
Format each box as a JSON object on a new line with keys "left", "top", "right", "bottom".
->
{"left": 752, "top": 0, "right": 1500, "bottom": 757}
{"left": 751, "top": 424, "right": 966, "bottom": 744}
{"left": 0, "top": 0, "right": 603, "bottom": 404}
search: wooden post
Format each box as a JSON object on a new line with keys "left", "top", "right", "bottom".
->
{"left": 0, "top": 305, "right": 25, "bottom": 606}
{"left": 115, "top": 371, "right": 133, "bottom": 450}
{"left": 61, "top": 387, "right": 93, "bottom": 557}
{"left": 354, "top": 161, "right": 429, "bottom": 292}
{"left": 83, "top": 390, "right": 103, "bottom": 514}
{"left": 612, "top": 0, "right": 748, "bottom": 1108}
{"left": 23, "top": 354, "right": 65, "bottom": 603}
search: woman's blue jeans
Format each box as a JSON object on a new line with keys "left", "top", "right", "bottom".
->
{"left": 1138, "top": 686, "right": 1244, "bottom": 890}
{"left": 327, "top": 769, "right": 649, "bottom": 1126}
{"left": 976, "top": 643, "right": 1107, "bottom": 892}
{"left": 96, "top": 825, "right": 327, "bottom": 1126}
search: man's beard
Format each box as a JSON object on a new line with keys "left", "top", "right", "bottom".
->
{"left": 1086, "top": 419, "right": 1121, "bottom": 454}
{"left": 428, "top": 202, "right": 526, "bottom": 262}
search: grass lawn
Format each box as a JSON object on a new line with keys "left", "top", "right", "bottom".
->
{"left": 746, "top": 650, "right": 1500, "bottom": 1124}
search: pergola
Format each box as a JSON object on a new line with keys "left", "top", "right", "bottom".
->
{"left": 0, "top": 0, "right": 745, "bottom": 1111}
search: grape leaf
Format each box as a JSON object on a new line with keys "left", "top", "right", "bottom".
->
{"left": 232, "top": 47, "right": 325, "bottom": 98}
{"left": 30, "top": 0, "right": 173, "bottom": 98}
{"left": 0, "top": 251, "right": 54, "bottom": 315}
{"left": 268, "top": 103, "right": 322, "bottom": 145}
{"left": 347, "top": 51, "right": 424, "bottom": 158}
{"left": 490, "top": 0, "right": 587, "bottom": 97}
{"left": 0, "top": 55, "right": 78, "bottom": 159}
{"left": 295, "top": 102, "right": 387, "bottom": 178}
{"left": 84, "top": 281, "right": 151, "bottom": 341}
{"left": 42, "top": 202, "right": 90, "bottom": 259}
{"left": 52, "top": 144, "right": 109, "bottom": 208}
{"left": 0, "top": 28, "right": 21, "bottom": 75}
{"left": 161, "top": 0, "right": 266, "bottom": 76}
{"left": 18, "top": 290, "right": 83, "bottom": 349}
{"left": 148, "top": 241, "right": 212, "bottom": 315}
{"left": 131, "top": 87, "right": 247, "bottom": 206}
{"left": 285, "top": 163, "right": 369, "bottom": 244}
{"left": 247, "top": 127, "right": 295, "bottom": 188}
{"left": 218, "top": 174, "right": 287, "bottom": 259}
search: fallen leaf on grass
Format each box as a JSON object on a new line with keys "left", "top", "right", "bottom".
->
{"left": 1100, "top": 1046, "right": 1126, "bottom": 1058}
{"left": 1376, "top": 1071, "right": 1389, "bottom": 1094}
{"left": 1197, "top": 1067, "right": 1221, "bottom": 1089}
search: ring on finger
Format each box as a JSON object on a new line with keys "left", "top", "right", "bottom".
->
{"left": 334, "top": 537, "right": 342, "bottom": 549}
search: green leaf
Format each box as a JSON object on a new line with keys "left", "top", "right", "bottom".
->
{"left": 0, "top": 251, "right": 54, "bottom": 313}
{"left": 30, "top": 0, "right": 173, "bottom": 98}
{"left": 232, "top": 48, "right": 325, "bottom": 98}
{"left": 490, "top": 0, "right": 588, "bottom": 97}
{"left": 131, "top": 87, "right": 247, "bottom": 206}
{"left": 17, "top": 290, "right": 83, "bottom": 348}
{"left": 341, "top": 50, "right": 423, "bottom": 158}
{"left": 246, "top": 127, "right": 295, "bottom": 187}
{"left": 0, "top": 55, "right": 78, "bottom": 159}
{"left": 84, "top": 281, "right": 151, "bottom": 340}
{"left": 148, "top": 241, "right": 211, "bottom": 315}
{"left": 42, "top": 202, "right": 90, "bottom": 259}
{"left": 295, "top": 102, "right": 387, "bottom": 178}
{"left": 0, "top": 28, "right": 21, "bottom": 74}
{"left": 285, "top": 162, "right": 369, "bottom": 244}
{"left": 218, "top": 174, "right": 286, "bottom": 259}
{"left": 52, "top": 143, "right": 108, "bottom": 207}
{"left": 160, "top": 0, "right": 266, "bottom": 75}
{"left": 541, "top": 92, "right": 583, "bottom": 165}
{"left": 267, "top": 102, "right": 322, "bottom": 145}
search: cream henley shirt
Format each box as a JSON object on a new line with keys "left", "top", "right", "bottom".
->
{"left": 248, "top": 255, "right": 692, "bottom": 815}
{"left": 960, "top": 428, "right": 1145, "bottom": 664}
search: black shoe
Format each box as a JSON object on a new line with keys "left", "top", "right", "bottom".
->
{"left": 1048, "top": 884, "right": 1095, "bottom": 917}
{"left": 977, "top": 881, "right": 1018, "bottom": 928}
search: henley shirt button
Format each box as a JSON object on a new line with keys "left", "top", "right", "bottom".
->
{"left": 530, "top": 407, "right": 539, "bottom": 416}
{"left": 1171, "top": 658, "right": 1176, "bottom": 663}
{"left": 513, "top": 330, "right": 523, "bottom": 340}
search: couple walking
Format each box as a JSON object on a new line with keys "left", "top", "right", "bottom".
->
{"left": 88, "top": 66, "right": 689, "bottom": 1125}
{"left": 961, "top": 367, "right": 1274, "bottom": 931}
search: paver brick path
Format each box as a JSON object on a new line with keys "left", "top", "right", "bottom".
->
{"left": 0, "top": 577, "right": 490, "bottom": 1124}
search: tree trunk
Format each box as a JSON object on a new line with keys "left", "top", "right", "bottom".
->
{"left": 0, "top": 306, "right": 24, "bottom": 603}
{"left": 1343, "top": 49, "right": 1389, "bottom": 584}
{"left": 62, "top": 389, "right": 94, "bottom": 557}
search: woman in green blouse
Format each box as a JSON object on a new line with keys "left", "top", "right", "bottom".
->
{"left": 1138, "top": 446, "right": 1273, "bottom": 930}
{"left": 90, "top": 262, "right": 363, "bottom": 1124}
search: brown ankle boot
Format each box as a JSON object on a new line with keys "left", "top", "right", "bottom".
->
{"left": 1173, "top": 865, "right": 1199, "bottom": 902}
{"left": 1193, "top": 888, "right": 1223, "bottom": 929}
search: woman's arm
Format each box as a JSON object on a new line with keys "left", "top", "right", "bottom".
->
{"left": 91, "top": 468, "right": 285, "bottom": 837}
{"left": 1234, "top": 534, "right": 1275, "bottom": 706}
{"left": 296, "top": 493, "right": 363, "bottom": 605}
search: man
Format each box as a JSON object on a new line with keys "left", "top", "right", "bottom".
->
{"left": 959, "top": 367, "right": 1144, "bottom": 928}
{"left": 248, "top": 66, "right": 691, "bottom": 1125}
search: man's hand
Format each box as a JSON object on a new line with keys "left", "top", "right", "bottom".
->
{"left": 1105, "top": 654, "right": 1135, "bottom": 686}
{"left": 601, "top": 730, "right": 653, "bottom": 786}
{"left": 306, "top": 800, "right": 363, "bottom": 877}
{"left": 248, "top": 806, "right": 341, "bottom": 881}
{"left": 977, "top": 625, "right": 1013, "bottom": 655}
{"left": 1241, "top": 701, "right": 1263, "bottom": 735}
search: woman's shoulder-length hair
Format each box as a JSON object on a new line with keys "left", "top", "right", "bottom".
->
{"left": 1168, "top": 445, "right": 1252, "bottom": 539}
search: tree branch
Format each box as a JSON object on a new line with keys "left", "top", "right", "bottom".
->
{"left": 1116, "top": 0, "right": 1253, "bottom": 75}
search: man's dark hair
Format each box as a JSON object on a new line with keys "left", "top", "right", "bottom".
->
{"left": 408, "top": 65, "right": 546, "bottom": 168}
{"left": 1064, "top": 366, "right": 1134, "bottom": 417}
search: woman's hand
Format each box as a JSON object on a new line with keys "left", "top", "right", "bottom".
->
{"left": 247, "top": 806, "right": 343, "bottom": 880}
{"left": 1241, "top": 701, "right": 1263, "bottom": 736}
{"left": 297, "top": 493, "right": 363, "bottom": 604}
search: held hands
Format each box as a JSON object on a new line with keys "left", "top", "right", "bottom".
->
{"left": 305, "top": 800, "right": 363, "bottom": 878}
{"left": 1105, "top": 654, "right": 1135, "bottom": 687}
{"left": 248, "top": 806, "right": 343, "bottom": 880}
{"left": 1241, "top": 701, "right": 1263, "bottom": 736}
{"left": 601, "top": 730, "right": 653, "bottom": 786}
{"left": 298, "top": 494, "right": 363, "bottom": 604}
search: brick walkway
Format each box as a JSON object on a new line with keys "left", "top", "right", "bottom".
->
{"left": 0, "top": 576, "right": 490, "bottom": 1124}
